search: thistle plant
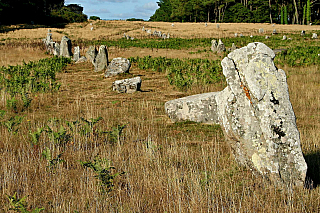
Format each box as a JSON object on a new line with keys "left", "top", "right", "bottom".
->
{"left": 6, "top": 193, "right": 44, "bottom": 213}
{"left": 80, "top": 156, "right": 124, "bottom": 193}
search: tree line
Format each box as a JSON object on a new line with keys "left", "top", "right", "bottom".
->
{"left": 150, "top": 0, "right": 320, "bottom": 24}
{"left": 0, "top": 0, "right": 87, "bottom": 25}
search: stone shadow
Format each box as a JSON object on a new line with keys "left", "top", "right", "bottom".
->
{"left": 304, "top": 151, "right": 320, "bottom": 189}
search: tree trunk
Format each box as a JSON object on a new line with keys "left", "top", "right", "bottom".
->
{"left": 293, "top": 0, "right": 299, "bottom": 24}
{"left": 207, "top": 10, "right": 210, "bottom": 22}
{"left": 269, "top": 0, "right": 273, "bottom": 24}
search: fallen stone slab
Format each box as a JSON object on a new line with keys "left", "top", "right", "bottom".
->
{"left": 105, "top": 57, "right": 131, "bottom": 77}
{"left": 112, "top": 76, "right": 141, "bottom": 93}
{"left": 165, "top": 42, "right": 307, "bottom": 187}
{"left": 165, "top": 92, "right": 220, "bottom": 124}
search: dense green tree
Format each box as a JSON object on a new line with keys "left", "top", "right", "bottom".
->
{"left": 149, "top": 0, "right": 319, "bottom": 24}
{"left": 149, "top": 0, "right": 173, "bottom": 22}
{"left": 0, "top": 0, "right": 88, "bottom": 25}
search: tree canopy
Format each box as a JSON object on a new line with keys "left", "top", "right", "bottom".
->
{"left": 0, "top": 0, "right": 87, "bottom": 25}
{"left": 149, "top": 0, "right": 320, "bottom": 24}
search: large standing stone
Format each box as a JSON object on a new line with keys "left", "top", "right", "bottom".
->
{"left": 211, "top": 40, "right": 218, "bottom": 52}
{"left": 60, "top": 36, "right": 72, "bottom": 58}
{"left": 85, "top": 46, "right": 98, "bottom": 64}
{"left": 42, "top": 30, "right": 55, "bottom": 54}
{"left": 53, "top": 43, "right": 60, "bottom": 56}
{"left": 217, "top": 39, "right": 226, "bottom": 53}
{"left": 93, "top": 45, "right": 108, "bottom": 72}
{"left": 105, "top": 57, "right": 131, "bottom": 77}
{"left": 73, "top": 46, "right": 80, "bottom": 62}
{"left": 165, "top": 42, "right": 307, "bottom": 187}
{"left": 112, "top": 77, "right": 142, "bottom": 93}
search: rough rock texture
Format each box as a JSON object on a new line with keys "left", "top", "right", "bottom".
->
{"left": 76, "top": 56, "right": 87, "bottom": 64}
{"left": 165, "top": 42, "right": 307, "bottom": 187}
{"left": 312, "top": 33, "right": 317, "bottom": 39}
{"left": 211, "top": 39, "right": 225, "bottom": 53}
{"left": 231, "top": 43, "right": 237, "bottom": 51}
{"left": 60, "top": 36, "right": 72, "bottom": 58}
{"left": 85, "top": 46, "right": 97, "bottom": 64}
{"left": 211, "top": 40, "right": 218, "bottom": 52}
{"left": 42, "top": 31, "right": 55, "bottom": 54}
{"left": 105, "top": 57, "right": 131, "bottom": 78}
{"left": 94, "top": 45, "right": 108, "bottom": 72}
{"left": 53, "top": 43, "right": 60, "bottom": 56}
{"left": 217, "top": 39, "right": 226, "bottom": 53}
{"left": 112, "top": 77, "right": 141, "bottom": 93}
{"left": 73, "top": 46, "right": 80, "bottom": 62}
{"left": 165, "top": 92, "right": 220, "bottom": 124}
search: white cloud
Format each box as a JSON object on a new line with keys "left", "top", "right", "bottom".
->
{"left": 85, "top": 8, "right": 110, "bottom": 13}
{"left": 142, "top": 2, "right": 158, "bottom": 11}
{"left": 97, "top": 0, "right": 130, "bottom": 2}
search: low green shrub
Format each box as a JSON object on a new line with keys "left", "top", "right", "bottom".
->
{"left": 129, "top": 56, "right": 224, "bottom": 91}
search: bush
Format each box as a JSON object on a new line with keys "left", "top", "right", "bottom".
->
{"left": 89, "top": 16, "right": 101, "bottom": 21}
{"left": 126, "top": 18, "right": 145, "bottom": 21}
{"left": 51, "top": 7, "right": 88, "bottom": 23}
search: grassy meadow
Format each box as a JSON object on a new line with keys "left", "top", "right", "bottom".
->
{"left": 0, "top": 21, "right": 320, "bottom": 212}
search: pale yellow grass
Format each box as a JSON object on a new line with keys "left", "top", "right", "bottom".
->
{"left": 0, "top": 22, "right": 320, "bottom": 212}
{"left": 1, "top": 20, "right": 319, "bottom": 42}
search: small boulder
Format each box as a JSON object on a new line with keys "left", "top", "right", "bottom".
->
{"left": 105, "top": 57, "right": 131, "bottom": 78}
{"left": 312, "top": 33, "right": 317, "bottom": 39}
{"left": 301, "top": 30, "right": 305, "bottom": 36}
{"left": 272, "top": 29, "right": 277, "bottom": 35}
{"left": 112, "top": 76, "right": 141, "bottom": 93}
{"left": 76, "top": 56, "right": 87, "bottom": 64}
{"left": 230, "top": 43, "right": 237, "bottom": 51}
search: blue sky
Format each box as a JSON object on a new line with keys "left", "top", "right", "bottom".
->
{"left": 65, "top": 0, "right": 159, "bottom": 20}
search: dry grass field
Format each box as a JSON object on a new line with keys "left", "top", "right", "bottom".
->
{"left": 0, "top": 21, "right": 319, "bottom": 212}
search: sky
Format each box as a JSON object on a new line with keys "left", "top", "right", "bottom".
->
{"left": 65, "top": 0, "right": 159, "bottom": 21}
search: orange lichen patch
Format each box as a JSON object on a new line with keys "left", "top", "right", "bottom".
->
{"left": 241, "top": 83, "right": 253, "bottom": 104}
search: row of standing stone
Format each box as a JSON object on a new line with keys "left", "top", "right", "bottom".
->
{"left": 43, "top": 30, "right": 141, "bottom": 94}
{"left": 142, "top": 26, "right": 170, "bottom": 39}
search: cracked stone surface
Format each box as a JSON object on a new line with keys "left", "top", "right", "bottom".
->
{"left": 165, "top": 42, "right": 307, "bottom": 187}
{"left": 60, "top": 36, "right": 73, "bottom": 58}
{"left": 105, "top": 57, "right": 131, "bottom": 77}
{"left": 94, "top": 45, "right": 108, "bottom": 72}
{"left": 112, "top": 76, "right": 141, "bottom": 93}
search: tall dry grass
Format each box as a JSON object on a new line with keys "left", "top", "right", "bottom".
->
{"left": 0, "top": 22, "right": 319, "bottom": 212}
